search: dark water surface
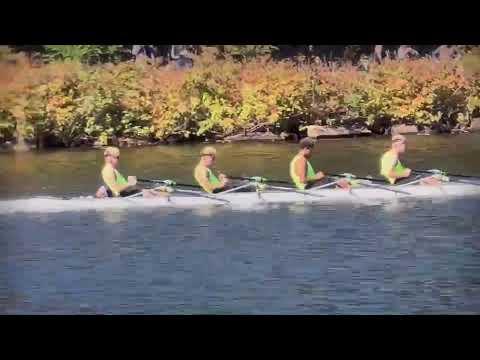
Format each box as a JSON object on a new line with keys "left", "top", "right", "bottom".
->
{"left": 1, "top": 134, "right": 480, "bottom": 314}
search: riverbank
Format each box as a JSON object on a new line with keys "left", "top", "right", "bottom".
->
{"left": 1, "top": 124, "right": 479, "bottom": 153}
{"left": 2, "top": 52, "right": 480, "bottom": 151}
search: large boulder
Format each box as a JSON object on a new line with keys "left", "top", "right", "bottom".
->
{"left": 280, "top": 132, "right": 298, "bottom": 142}
{"left": 306, "top": 125, "right": 371, "bottom": 138}
{"left": 469, "top": 118, "right": 480, "bottom": 131}
{"left": 391, "top": 124, "right": 418, "bottom": 135}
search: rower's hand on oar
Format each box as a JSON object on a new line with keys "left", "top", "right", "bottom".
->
{"left": 404, "top": 168, "right": 412, "bottom": 177}
{"left": 314, "top": 171, "right": 325, "bottom": 181}
{"left": 219, "top": 173, "right": 229, "bottom": 186}
{"left": 127, "top": 176, "right": 137, "bottom": 187}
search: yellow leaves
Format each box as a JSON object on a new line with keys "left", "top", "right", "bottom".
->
{"left": 0, "top": 54, "right": 477, "bottom": 143}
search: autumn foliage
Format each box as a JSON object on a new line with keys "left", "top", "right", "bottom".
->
{"left": 1, "top": 51, "right": 479, "bottom": 146}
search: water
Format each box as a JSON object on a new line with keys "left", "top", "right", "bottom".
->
{"left": 1, "top": 134, "right": 480, "bottom": 314}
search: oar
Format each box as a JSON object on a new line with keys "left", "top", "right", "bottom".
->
{"left": 138, "top": 178, "right": 201, "bottom": 189}
{"left": 309, "top": 180, "right": 342, "bottom": 190}
{"left": 413, "top": 169, "right": 480, "bottom": 180}
{"left": 123, "top": 185, "right": 171, "bottom": 199}
{"left": 412, "top": 169, "right": 480, "bottom": 186}
{"left": 216, "top": 182, "right": 254, "bottom": 195}
{"left": 327, "top": 173, "right": 388, "bottom": 183}
{"left": 229, "top": 176, "right": 291, "bottom": 185}
{"left": 137, "top": 178, "right": 230, "bottom": 204}
{"left": 266, "top": 185, "right": 325, "bottom": 199}
{"left": 447, "top": 178, "right": 480, "bottom": 186}
{"left": 174, "top": 189, "right": 231, "bottom": 204}
{"left": 355, "top": 180, "right": 412, "bottom": 195}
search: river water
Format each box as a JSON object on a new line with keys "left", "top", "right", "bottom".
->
{"left": 1, "top": 134, "right": 480, "bottom": 314}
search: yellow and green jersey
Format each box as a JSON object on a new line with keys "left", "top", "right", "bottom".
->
{"left": 290, "top": 154, "right": 316, "bottom": 190}
{"left": 101, "top": 164, "right": 129, "bottom": 197}
{"left": 194, "top": 163, "right": 222, "bottom": 193}
{"left": 380, "top": 150, "right": 408, "bottom": 184}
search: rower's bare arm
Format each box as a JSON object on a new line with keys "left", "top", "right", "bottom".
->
{"left": 219, "top": 173, "right": 229, "bottom": 186}
{"left": 127, "top": 176, "right": 137, "bottom": 187}
{"left": 102, "top": 167, "right": 132, "bottom": 196}
{"left": 295, "top": 157, "right": 307, "bottom": 184}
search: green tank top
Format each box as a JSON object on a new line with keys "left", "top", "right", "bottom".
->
{"left": 380, "top": 150, "right": 407, "bottom": 184}
{"left": 207, "top": 168, "right": 221, "bottom": 186}
{"left": 114, "top": 169, "right": 128, "bottom": 185}
{"left": 290, "top": 154, "right": 316, "bottom": 190}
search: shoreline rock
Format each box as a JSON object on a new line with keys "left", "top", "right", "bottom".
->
{"left": 306, "top": 125, "right": 372, "bottom": 139}
{"left": 391, "top": 124, "right": 418, "bottom": 135}
{"left": 222, "top": 131, "right": 282, "bottom": 143}
{"left": 469, "top": 118, "right": 480, "bottom": 132}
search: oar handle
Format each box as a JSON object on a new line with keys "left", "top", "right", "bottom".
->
{"left": 327, "top": 173, "right": 387, "bottom": 183}
{"left": 413, "top": 169, "right": 480, "bottom": 179}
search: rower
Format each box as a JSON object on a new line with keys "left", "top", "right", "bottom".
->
{"left": 290, "top": 138, "right": 350, "bottom": 190}
{"left": 194, "top": 146, "right": 230, "bottom": 194}
{"left": 380, "top": 134, "right": 440, "bottom": 186}
{"left": 95, "top": 147, "right": 167, "bottom": 198}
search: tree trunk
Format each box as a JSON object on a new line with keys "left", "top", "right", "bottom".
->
{"left": 14, "top": 128, "right": 29, "bottom": 152}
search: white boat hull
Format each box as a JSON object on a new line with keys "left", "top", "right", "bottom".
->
{"left": 1, "top": 182, "right": 479, "bottom": 214}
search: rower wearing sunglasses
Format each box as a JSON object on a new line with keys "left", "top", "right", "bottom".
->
{"left": 194, "top": 146, "right": 230, "bottom": 194}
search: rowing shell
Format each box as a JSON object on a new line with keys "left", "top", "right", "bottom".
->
{"left": 1, "top": 182, "right": 479, "bottom": 214}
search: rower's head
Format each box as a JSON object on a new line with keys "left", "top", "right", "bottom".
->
{"left": 392, "top": 134, "right": 407, "bottom": 153}
{"left": 104, "top": 146, "right": 120, "bottom": 167}
{"left": 200, "top": 146, "right": 217, "bottom": 166}
{"left": 299, "top": 138, "right": 315, "bottom": 158}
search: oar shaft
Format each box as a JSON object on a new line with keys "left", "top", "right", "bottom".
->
{"left": 328, "top": 173, "right": 387, "bottom": 183}
{"left": 267, "top": 185, "right": 324, "bottom": 198}
{"left": 174, "top": 189, "right": 231, "bottom": 204}
{"left": 450, "top": 179, "right": 480, "bottom": 186}
{"left": 309, "top": 181, "right": 340, "bottom": 190}
{"left": 357, "top": 181, "right": 411, "bottom": 195}
{"left": 217, "top": 183, "right": 254, "bottom": 194}
{"left": 138, "top": 178, "right": 200, "bottom": 188}
{"left": 413, "top": 169, "right": 480, "bottom": 179}
{"left": 229, "top": 176, "right": 291, "bottom": 185}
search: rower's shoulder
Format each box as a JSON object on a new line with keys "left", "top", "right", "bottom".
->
{"left": 101, "top": 163, "right": 116, "bottom": 177}
{"left": 102, "top": 163, "right": 114, "bottom": 172}
{"left": 381, "top": 149, "right": 397, "bottom": 161}
{"left": 292, "top": 154, "right": 306, "bottom": 163}
{"left": 194, "top": 163, "right": 207, "bottom": 176}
